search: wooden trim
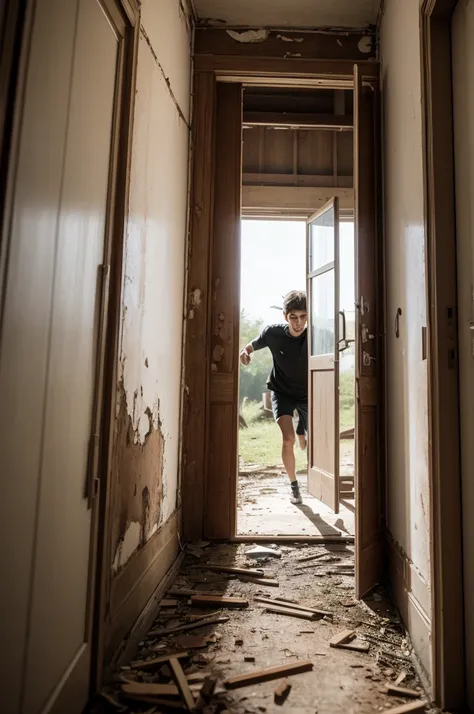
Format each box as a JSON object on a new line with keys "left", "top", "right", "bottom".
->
{"left": 181, "top": 72, "right": 217, "bottom": 542}
{"left": 205, "top": 82, "right": 242, "bottom": 540}
{"left": 92, "top": 0, "right": 140, "bottom": 690}
{"left": 194, "top": 55, "right": 380, "bottom": 83}
{"left": 243, "top": 111, "right": 353, "bottom": 130}
{"left": 108, "top": 552, "right": 184, "bottom": 675}
{"left": 233, "top": 535, "right": 354, "bottom": 544}
{"left": 194, "top": 28, "right": 376, "bottom": 62}
{"left": 242, "top": 185, "right": 353, "bottom": 213}
{"left": 242, "top": 173, "right": 353, "bottom": 189}
{"left": 106, "top": 511, "right": 180, "bottom": 661}
{"left": 420, "top": 0, "right": 464, "bottom": 708}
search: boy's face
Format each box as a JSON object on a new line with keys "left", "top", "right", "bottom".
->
{"left": 284, "top": 309, "right": 308, "bottom": 337}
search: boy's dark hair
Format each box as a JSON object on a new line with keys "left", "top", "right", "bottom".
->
{"left": 283, "top": 290, "right": 307, "bottom": 313}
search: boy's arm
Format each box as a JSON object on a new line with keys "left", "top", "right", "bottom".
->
{"left": 240, "top": 328, "right": 269, "bottom": 366}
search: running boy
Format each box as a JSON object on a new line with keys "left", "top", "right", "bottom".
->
{"left": 240, "top": 290, "right": 308, "bottom": 505}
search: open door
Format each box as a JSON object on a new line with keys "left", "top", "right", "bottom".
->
{"left": 306, "top": 198, "right": 340, "bottom": 513}
{"left": 354, "top": 65, "right": 383, "bottom": 597}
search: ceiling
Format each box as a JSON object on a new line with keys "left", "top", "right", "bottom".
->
{"left": 192, "top": 0, "right": 381, "bottom": 29}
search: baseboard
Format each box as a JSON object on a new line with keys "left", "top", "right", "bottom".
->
{"left": 106, "top": 510, "right": 181, "bottom": 660}
{"left": 386, "top": 530, "right": 432, "bottom": 683}
{"left": 105, "top": 551, "right": 184, "bottom": 678}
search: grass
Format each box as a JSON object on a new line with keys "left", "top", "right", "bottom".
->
{"left": 239, "top": 374, "right": 355, "bottom": 468}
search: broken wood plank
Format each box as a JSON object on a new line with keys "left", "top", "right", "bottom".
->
{"left": 329, "top": 629, "right": 356, "bottom": 647}
{"left": 296, "top": 552, "right": 329, "bottom": 563}
{"left": 194, "top": 565, "right": 265, "bottom": 577}
{"left": 121, "top": 681, "right": 200, "bottom": 699}
{"left": 130, "top": 651, "right": 189, "bottom": 670}
{"left": 190, "top": 594, "right": 249, "bottom": 608}
{"left": 224, "top": 659, "right": 313, "bottom": 689}
{"left": 160, "top": 599, "right": 178, "bottom": 607}
{"left": 379, "top": 701, "right": 428, "bottom": 714}
{"left": 385, "top": 684, "right": 420, "bottom": 699}
{"left": 237, "top": 575, "right": 279, "bottom": 587}
{"left": 254, "top": 596, "right": 332, "bottom": 617}
{"left": 194, "top": 675, "right": 217, "bottom": 711}
{"left": 264, "top": 604, "right": 318, "bottom": 620}
{"left": 170, "top": 656, "right": 195, "bottom": 710}
{"left": 168, "top": 588, "right": 230, "bottom": 598}
{"left": 336, "top": 641, "right": 370, "bottom": 653}
{"left": 274, "top": 678, "right": 292, "bottom": 704}
{"left": 148, "top": 615, "right": 229, "bottom": 637}
{"left": 395, "top": 670, "right": 408, "bottom": 686}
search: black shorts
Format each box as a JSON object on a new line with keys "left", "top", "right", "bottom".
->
{"left": 271, "top": 391, "right": 308, "bottom": 436}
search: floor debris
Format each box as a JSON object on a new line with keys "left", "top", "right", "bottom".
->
{"left": 245, "top": 545, "right": 282, "bottom": 559}
{"left": 274, "top": 678, "right": 291, "bottom": 704}
{"left": 223, "top": 659, "right": 313, "bottom": 689}
{"left": 380, "top": 700, "right": 428, "bottom": 714}
{"left": 87, "top": 535, "right": 436, "bottom": 714}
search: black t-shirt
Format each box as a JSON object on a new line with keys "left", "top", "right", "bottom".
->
{"left": 251, "top": 324, "right": 308, "bottom": 400}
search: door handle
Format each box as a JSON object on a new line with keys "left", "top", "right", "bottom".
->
{"left": 338, "top": 309, "right": 349, "bottom": 352}
{"left": 469, "top": 320, "right": 474, "bottom": 331}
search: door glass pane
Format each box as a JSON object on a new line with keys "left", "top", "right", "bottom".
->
{"left": 310, "top": 206, "right": 335, "bottom": 271}
{"left": 310, "top": 269, "right": 334, "bottom": 355}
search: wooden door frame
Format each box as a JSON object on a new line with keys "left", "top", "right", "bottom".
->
{"left": 420, "top": 0, "right": 465, "bottom": 708}
{"left": 182, "top": 60, "right": 380, "bottom": 544}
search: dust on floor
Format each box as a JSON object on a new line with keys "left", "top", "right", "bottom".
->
{"left": 237, "top": 467, "right": 355, "bottom": 537}
{"left": 90, "top": 541, "right": 441, "bottom": 714}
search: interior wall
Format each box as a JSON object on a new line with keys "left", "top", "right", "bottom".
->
{"left": 109, "top": 0, "right": 191, "bottom": 582}
{"left": 452, "top": 0, "right": 474, "bottom": 706}
{"left": 379, "top": 0, "right": 432, "bottom": 678}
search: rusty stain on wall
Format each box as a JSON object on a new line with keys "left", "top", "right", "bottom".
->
{"left": 111, "top": 380, "right": 165, "bottom": 574}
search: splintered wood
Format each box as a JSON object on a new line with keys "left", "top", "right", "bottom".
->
{"left": 224, "top": 659, "right": 313, "bottom": 689}
{"left": 190, "top": 594, "right": 249, "bottom": 608}
{"left": 170, "top": 656, "right": 195, "bottom": 710}
{"left": 380, "top": 701, "right": 428, "bottom": 714}
{"left": 274, "top": 678, "right": 292, "bottom": 704}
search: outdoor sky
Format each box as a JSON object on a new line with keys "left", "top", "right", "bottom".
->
{"left": 240, "top": 219, "right": 355, "bottom": 327}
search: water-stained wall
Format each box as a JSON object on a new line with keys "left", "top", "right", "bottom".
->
{"left": 110, "top": 0, "right": 191, "bottom": 574}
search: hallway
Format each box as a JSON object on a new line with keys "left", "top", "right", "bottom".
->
{"left": 90, "top": 542, "right": 432, "bottom": 714}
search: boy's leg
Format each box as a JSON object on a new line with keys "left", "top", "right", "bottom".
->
{"left": 276, "top": 415, "right": 297, "bottom": 482}
{"left": 271, "top": 392, "right": 303, "bottom": 504}
{"left": 296, "top": 401, "right": 308, "bottom": 451}
{"left": 296, "top": 417, "right": 307, "bottom": 451}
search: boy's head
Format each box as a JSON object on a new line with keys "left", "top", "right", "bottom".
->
{"left": 282, "top": 290, "right": 307, "bottom": 337}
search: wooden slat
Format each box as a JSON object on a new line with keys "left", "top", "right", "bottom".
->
{"left": 204, "top": 82, "right": 242, "bottom": 540}
{"left": 243, "top": 111, "right": 352, "bottom": 129}
{"left": 242, "top": 173, "right": 353, "bottom": 189}
{"left": 170, "top": 656, "right": 195, "bottom": 710}
{"left": 243, "top": 185, "right": 353, "bottom": 213}
{"left": 224, "top": 659, "right": 313, "bottom": 689}
{"left": 182, "top": 72, "right": 216, "bottom": 541}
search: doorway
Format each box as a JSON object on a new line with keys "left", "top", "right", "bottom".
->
{"left": 237, "top": 211, "right": 356, "bottom": 538}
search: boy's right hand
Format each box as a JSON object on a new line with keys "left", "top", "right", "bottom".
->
{"left": 240, "top": 349, "right": 251, "bottom": 366}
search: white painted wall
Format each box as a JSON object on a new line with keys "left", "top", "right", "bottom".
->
{"left": 380, "top": 0, "right": 432, "bottom": 677}
{"left": 452, "top": 1, "right": 474, "bottom": 707}
{"left": 119, "top": 0, "right": 191, "bottom": 547}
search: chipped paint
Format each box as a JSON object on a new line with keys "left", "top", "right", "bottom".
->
{"left": 357, "top": 35, "right": 372, "bottom": 53}
{"left": 111, "top": 380, "right": 165, "bottom": 574}
{"left": 226, "top": 29, "right": 269, "bottom": 43}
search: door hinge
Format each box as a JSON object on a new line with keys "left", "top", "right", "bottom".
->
{"left": 356, "top": 295, "right": 369, "bottom": 315}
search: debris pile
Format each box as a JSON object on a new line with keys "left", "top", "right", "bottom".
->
{"left": 90, "top": 541, "right": 433, "bottom": 714}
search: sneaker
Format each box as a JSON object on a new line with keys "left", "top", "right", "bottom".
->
{"left": 290, "top": 484, "right": 303, "bottom": 505}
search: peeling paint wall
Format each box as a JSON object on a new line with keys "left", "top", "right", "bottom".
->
{"left": 380, "top": 0, "right": 432, "bottom": 678}
{"left": 111, "top": 0, "right": 191, "bottom": 573}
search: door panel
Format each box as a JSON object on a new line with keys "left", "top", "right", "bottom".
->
{"left": 307, "top": 199, "right": 340, "bottom": 512}
{"left": 0, "top": 0, "right": 122, "bottom": 711}
{"left": 354, "top": 65, "right": 383, "bottom": 598}
{"left": 23, "top": 2, "right": 119, "bottom": 711}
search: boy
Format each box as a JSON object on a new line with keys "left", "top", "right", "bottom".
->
{"left": 240, "top": 290, "right": 308, "bottom": 505}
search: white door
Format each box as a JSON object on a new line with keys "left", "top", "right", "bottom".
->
{"left": 452, "top": 1, "right": 474, "bottom": 707}
{"left": 0, "top": 0, "right": 121, "bottom": 712}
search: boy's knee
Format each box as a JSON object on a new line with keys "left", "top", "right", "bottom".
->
{"left": 283, "top": 433, "right": 296, "bottom": 447}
